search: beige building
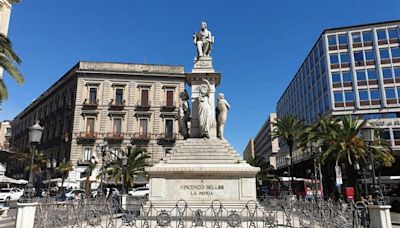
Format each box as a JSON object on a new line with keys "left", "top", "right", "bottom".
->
{"left": 0, "top": 121, "right": 11, "bottom": 151}
{"left": 10, "top": 61, "right": 186, "bottom": 182}
{"left": 246, "top": 113, "right": 279, "bottom": 168}
{"left": 243, "top": 139, "right": 254, "bottom": 163}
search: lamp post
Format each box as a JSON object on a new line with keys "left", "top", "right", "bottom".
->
{"left": 354, "top": 161, "right": 371, "bottom": 197}
{"left": 284, "top": 155, "right": 292, "bottom": 195}
{"left": 121, "top": 155, "right": 128, "bottom": 195}
{"left": 96, "top": 142, "right": 110, "bottom": 197}
{"left": 23, "top": 121, "right": 44, "bottom": 202}
{"left": 306, "top": 141, "right": 323, "bottom": 199}
{"left": 46, "top": 158, "right": 57, "bottom": 197}
{"left": 361, "top": 126, "right": 383, "bottom": 205}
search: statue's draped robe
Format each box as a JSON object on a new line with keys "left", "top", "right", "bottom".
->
{"left": 198, "top": 95, "right": 213, "bottom": 136}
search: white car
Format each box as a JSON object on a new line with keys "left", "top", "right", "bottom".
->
{"left": 65, "top": 189, "right": 85, "bottom": 200}
{"left": 0, "top": 188, "right": 24, "bottom": 203}
{"left": 128, "top": 187, "right": 149, "bottom": 198}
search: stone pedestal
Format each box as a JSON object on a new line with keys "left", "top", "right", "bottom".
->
{"left": 186, "top": 56, "right": 221, "bottom": 138}
{"left": 146, "top": 139, "right": 259, "bottom": 210}
{"left": 368, "top": 205, "right": 392, "bottom": 228}
{"left": 15, "top": 202, "right": 38, "bottom": 228}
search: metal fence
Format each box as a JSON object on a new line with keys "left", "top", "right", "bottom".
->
{"left": 32, "top": 196, "right": 370, "bottom": 228}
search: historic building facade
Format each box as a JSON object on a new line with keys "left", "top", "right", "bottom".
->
{"left": 0, "top": 121, "right": 11, "bottom": 151}
{"left": 9, "top": 61, "right": 186, "bottom": 182}
{"left": 275, "top": 20, "right": 400, "bottom": 176}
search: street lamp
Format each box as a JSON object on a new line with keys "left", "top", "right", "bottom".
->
{"left": 23, "top": 121, "right": 44, "bottom": 202}
{"left": 96, "top": 142, "right": 110, "bottom": 197}
{"left": 121, "top": 155, "right": 128, "bottom": 195}
{"left": 306, "top": 142, "right": 323, "bottom": 199}
{"left": 361, "top": 126, "right": 383, "bottom": 205}
{"left": 284, "top": 155, "right": 292, "bottom": 195}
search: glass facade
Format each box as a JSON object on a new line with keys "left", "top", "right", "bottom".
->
{"left": 277, "top": 22, "right": 400, "bottom": 124}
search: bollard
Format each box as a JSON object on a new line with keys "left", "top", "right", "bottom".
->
{"left": 15, "top": 202, "right": 38, "bottom": 228}
{"left": 121, "top": 194, "right": 127, "bottom": 210}
{"left": 368, "top": 205, "right": 392, "bottom": 228}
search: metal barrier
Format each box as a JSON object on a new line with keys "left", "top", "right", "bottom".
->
{"left": 33, "top": 196, "right": 370, "bottom": 228}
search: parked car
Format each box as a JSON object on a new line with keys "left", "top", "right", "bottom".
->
{"left": 128, "top": 187, "right": 149, "bottom": 198}
{"left": 65, "top": 189, "right": 85, "bottom": 200}
{"left": 0, "top": 188, "right": 24, "bottom": 203}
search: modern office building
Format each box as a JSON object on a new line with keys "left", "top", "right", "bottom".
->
{"left": 275, "top": 20, "right": 400, "bottom": 175}
{"left": 9, "top": 61, "right": 186, "bottom": 184}
{"left": 245, "top": 113, "right": 280, "bottom": 168}
{"left": 243, "top": 139, "right": 255, "bottom": 163}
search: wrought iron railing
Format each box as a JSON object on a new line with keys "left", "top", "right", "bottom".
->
{"left": 33, "top": 195, "right": 370, "bottom": 228}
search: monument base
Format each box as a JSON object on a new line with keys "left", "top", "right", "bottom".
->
{"left": 146, "top": 138, "right": 260, "bottom": 211}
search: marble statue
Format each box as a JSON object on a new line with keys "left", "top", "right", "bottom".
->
{"left": 217, "top": 93, "right": 230, "bottom": 139}
{"left": 197, "top": 79, "right": 214, "bottom": 138}
{"left": 178, "top": 90, "right": 190, "bottom": 139}
{"left": 193, "top": 21, "right": 214, "bottom": 58}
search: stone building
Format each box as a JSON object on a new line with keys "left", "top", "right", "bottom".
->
{"left": 9, "top": 61, "right": 186, "bottom": 183}
{"left": 0, "top": 121, "right": 11, "bottom": 151}
{"left": 243, "top": 138, "right": 254, "bottom": 163}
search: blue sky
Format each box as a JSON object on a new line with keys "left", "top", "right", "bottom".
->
{"left": 1, "top": 0, "right": 399, "bottom": 153}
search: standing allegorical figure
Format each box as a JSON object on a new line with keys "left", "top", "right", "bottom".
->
{"left": 193, "top": 21, "right": 214, "bottom": 58}
{"left": 217, "top": 93, "right": 230, "bottom": 139}
{"left": 178, "top": 90, "right": 190, "bottom": 139}
{"left": 197, "top": 79, "right": 214, "bottom": 138}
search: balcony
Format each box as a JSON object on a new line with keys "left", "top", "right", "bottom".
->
{"left": 82, "top": 99, "right": 99, "bottom": 110}
{"left": 157, "top": 133, "right": 177, "bottom": 144}
{"left": 109, "top": 99, "right": 125, "bottom": 110}
{"left": 135, "top": 101, "right": 151, "bottom": 111}
{"left": 76, "top": 131, "right": 97, "bottom": 144}
{"left": 131, "top": 132, "right": 152, "bottom": 145}
{"left": 161, "top": 101, "right": 176, "bottom": 112}
{"left": 105, "top": 132, "right": 125, "bottom": 143}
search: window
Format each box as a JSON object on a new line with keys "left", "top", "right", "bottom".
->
{"left": 377, "top": 30, "right": 387, "bottom": 40}
{"left": 115, "top": 88, "right": 124, "bottom": 105}
{"left": 338, "top": 34, "right": 347, "bottom": 45}
{"left": 344, "top": 91, "right": 354, "bottom": 102}
{"left": 391, "top": 47, "right": 400, "bottom": 58}
{"left": 318, "top": 41, "right": 324, "bottom": 56}
{"left": 89, "top": 88, "right": 97, "bottom": 104}
{"left": 332, "top": 73, "right": 341, "bottom": 83}
{"left": 166, "top": 90, "right": 174, "bottom": 107}
{"left": 381, "top": 130, "right": 391, "bottom": 140}
{"left": 382, "top": 68, "right": 393, "bottom": 79}
{"left": 113, "top": 118, "right": 122, "bottom": 133}
{"left": 139, "top": 118, "right": 148, "bottom": 136}
{"left": 340, "top": 53, "right": 349, "bottom": 63}
{"left": 388, "top": 28, "right": 398, "bottom": 39}
{"left": 330, "top": 54, "right": 339, "bottom": 64}
{"left": 380, "top": 48, "right": 390, "bottom": 59}
{"left": 367, "top": 69, "right": 378, "bottom": 80}
{"left": 395, "top": 68, "right": 400, "bottom": 78}
{"left": 342, "top": 71, "right": 352, "bottom": 82}
{"left": 359, "top": 90, "right": 369, "bottom": 101}
{"left": 334, "top": 92, "right": 343, "bottom": 102}
{"left": 370, "top": 89, "right": 380, "bottom": 100}
{"left": 356, "top": 71, "right": 366, "bottom": 81}
{"left": 385, "top": 87, "right": 396, "bottom": 99}
{"left": 328, "top": 35, "right": 336, "bottom": 46}
{"left": 352, "top": 32, "right": 361, "bottom": 43}
{"left": 365, "top": 50, "right": 375, "bottom": 61}
{"left": 362, "top": 31, "right": 372, "bottom": 42}
{"left": 86, "top": 118, "right": 95, "bottom": 133}
{"left": 165, "top": 119, "right": 174, "bottom": 137}
{"left": 84, "top": 148, "right": 92, "bottom": 161}
{"left": 140, "top": 89, "right": 149, "bottom": 106}
{"left": 354, "top": 51, "right": 364, "bottom": 62}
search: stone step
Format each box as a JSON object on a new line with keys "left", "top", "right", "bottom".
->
{"left": 170, "top": 156, "right": 240, "bottom": 161}
{"left": 171, "top": 152, "right": 238, "bottom": 156}
{"left": 167, "top": 159, "right": 239, "bottom": 164}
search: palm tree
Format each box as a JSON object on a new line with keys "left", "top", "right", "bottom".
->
{"left": 14, "top": 150, "right": 47, "bottom": 183}
{"left": 272, "top": 115, "right": 305, "bottom": 192}
{"left": 105, "top": 147, "right": 150, "bottom": 193}
{"left": 0, "top": 32, "right": 24, "bottom": 101}
{"left": 56, "top": 161, "right": 73, "bottom": 193}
